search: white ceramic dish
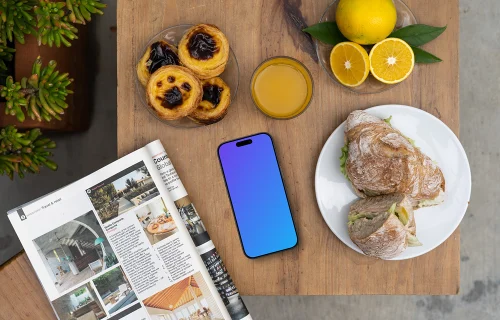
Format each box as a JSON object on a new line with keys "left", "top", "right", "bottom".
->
{"left": 315, "top": 105, "right": 471, "bottom": 260}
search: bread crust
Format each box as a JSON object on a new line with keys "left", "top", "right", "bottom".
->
{"left": 348, "top": 194, "right": 416, "bottom": 259}
{"left": 345, "top": 110, "right": 445, "bottom": 205}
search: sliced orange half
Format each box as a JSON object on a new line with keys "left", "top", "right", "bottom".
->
{"left": 369, "top": 38, "right": 415, "bottom": 84}
{"left": 329, "top": 42, "right": 370, "bottom": 87}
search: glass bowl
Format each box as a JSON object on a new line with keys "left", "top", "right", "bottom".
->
{"left": 315, "top": 0, "right": 417, "bottom": 94}
{"left": 135, "top": 24, "right": 239, "bottom": 128}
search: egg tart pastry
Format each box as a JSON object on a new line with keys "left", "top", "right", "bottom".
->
{"left": 188, "top": 77, "right": 231, "bottom": 125}
{"left": 178, "top": 24, "right": 230, "bottom": 79}
{"left": 146, "top": 65, "right": 203, "bottom": 120}
{"left": 137, "top": 41, "right": 180, "bottom": 87}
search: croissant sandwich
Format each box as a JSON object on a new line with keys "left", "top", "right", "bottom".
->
{"left": 348, "top": 194, "right": 421, "bottom": 259}
{"left": 342, "top": 110, "right": 445, "bottom": 207}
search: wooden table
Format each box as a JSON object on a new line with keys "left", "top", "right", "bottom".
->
{"left": 116, "top": 0, "right": 459, "bottom": 295}
{"left": 0, "top": 1, "right": 459, "bottom": 318}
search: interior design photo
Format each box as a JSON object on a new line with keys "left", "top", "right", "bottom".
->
{"left": 52, "top": 282, "right": 106, "bottom": 320}
{"left": 87, "top": 161, "right": 160, "bottom": 224}
{"left": 135, "top": 197, "right": 178, "bottom": 245}
{"left": 143, "top": 272, "right": 225, "bottom": 320}
{"left": 92, "top": 265, "right": 138, "bottom": 315}
{"left": 174, "top": 196, "right": 210, "bottom": 246}
{"left": 33, "top": 211, "right": 118, "bottom": 293}
{"left": 200, "top": 248, "right": 249, "bottom": 320}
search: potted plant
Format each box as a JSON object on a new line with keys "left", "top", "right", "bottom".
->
{"left": 0, "top": 0, "right": 106, "bottom": 179}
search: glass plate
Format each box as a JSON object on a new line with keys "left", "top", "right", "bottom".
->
{"left": 315, "top": 0, "right": 417, "bottom": 94}
{"left": 135, "top": 24, "right": 239, "bottom": 128}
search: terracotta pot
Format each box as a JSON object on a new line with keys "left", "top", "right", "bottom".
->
{"left": 0, "top": 26, "right": 90, "bottom": 131}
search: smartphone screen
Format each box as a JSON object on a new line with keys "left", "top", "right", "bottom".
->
{"left": 218, "top": 133, "right": 298, "bottom": 258}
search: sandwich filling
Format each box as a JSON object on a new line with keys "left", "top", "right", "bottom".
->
{"left": 339, "top": 141, "right": 349, "bottom": 180}
{"left": 417, "top": 189, "right": 445, "bottom": 208}
{"left": 348, "top": 198, "right": 422, "bottom": 247}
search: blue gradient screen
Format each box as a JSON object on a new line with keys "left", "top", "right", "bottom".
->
{"left": 218, "top": 133, "right": 297, "bottom": 258}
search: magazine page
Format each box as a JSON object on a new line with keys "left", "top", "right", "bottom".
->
{"left": 145, "top": 140, "right": 252, "bottom": 320}
{"left": 8, "top": 143, "right": 244, "bottom": 320}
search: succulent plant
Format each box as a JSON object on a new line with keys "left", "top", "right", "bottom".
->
{"left": 0, "top": 125, "right": 57, "bottom": 179}
{"left": 0, "top": 56, "right": 74, "bottom": 122}
{"left": 0, "top": 0, "right": 37, "bottom": 45}
{"left": 0, "top": 44, "right": 14, "bottom": 70}
{"left": 34, "top": 0, "right": 79, "bottom": 47}
{"left": 0, "top": 0, "right": 106, "bottom": 47}
{"left": 0, "top": 0, "right": 106, "bottom": 180}
{"left": 66, "top": 0, "right": 106, "bottom": 25}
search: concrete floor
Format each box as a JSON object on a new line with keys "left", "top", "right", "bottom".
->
{"left": 1, "top": 0, "right": 498, "bottom": 319}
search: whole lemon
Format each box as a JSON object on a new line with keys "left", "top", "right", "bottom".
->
{"left": 336, "top": 0, "right": 397, "bottom": 45}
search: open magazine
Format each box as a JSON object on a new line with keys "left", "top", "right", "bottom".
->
{"left": 8, "top": 140, "right": 252, "bottom": 320}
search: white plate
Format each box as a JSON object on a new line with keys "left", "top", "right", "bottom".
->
{"left": 315, "top": 105, "right": 471, "bottom": 260}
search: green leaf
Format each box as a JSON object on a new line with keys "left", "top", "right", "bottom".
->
{"left": 389, "top": 24, "right": 446, "bottom": 47}
{"left": 388, "top": 202, "right": 397, "bottom": 214}
{"left": 303, "top": 22, "right": 347, "bottom": 46}
{"left": 383, "top": 116, "right": 392, "bottom": 125}
{"left": 407, "top": 234, "right": 423, "bottom": 247}
{"left": 411, "top": 46, "right": 442, "bottom": 64}
{"left": 339, "top": 141, "right": 350, "bottom": 181}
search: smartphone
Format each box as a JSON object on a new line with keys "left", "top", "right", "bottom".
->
{"left": 218, "top": 132, "right": 298, "bottom": 258}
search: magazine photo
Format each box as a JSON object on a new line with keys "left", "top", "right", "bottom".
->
{"left": 92, "top": 265, "right": 138, "bottom": 315}
{"left": 134, "top": 197, "right": 178, "bottom": 245}
{"left": 52, "top": 282, "right": 106, "bottom": 320}
{"left": 32, "top": 211, "right": 118, "bottom": 293}
{"left": 86, "top": 162, "right": 160, "bottom": 224}
{"left": 143, "top": 272, "right": 225, "bottom": 320}
{"left": 175, "top": 196, "right": 210, "bottom": 246}
{"left": 200, "top": 246, "right": 249, "bottom": 320}
{"left": 8, "top": 140, "right": 252, "bottom": 320}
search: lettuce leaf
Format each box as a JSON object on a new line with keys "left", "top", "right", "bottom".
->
{"left": 383, "top": 115, "right": 392, "bottom": 125}
{"left": 383, "top": 115, "right": 417, "bottom": 147}
{"left": 388, "top": 202, "right": 397, "bottom": 214}
{"left": 340, "top": 141, "right": 349, "bottom": 180}
{"left": 347, "top": 212, "right": 375, "bottom": 225}
{"left": 407, "top": 234, "right": 423, "bottom": 247}
{"left": 406, "top": 136, "right": 416, "bottom": 147}
{"left": 348, "top": 212, "right": 374, "bottom": 222}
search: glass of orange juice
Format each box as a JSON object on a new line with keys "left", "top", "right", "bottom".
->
{"left": 250, "top": 57, "right": 313, "bottom": 119}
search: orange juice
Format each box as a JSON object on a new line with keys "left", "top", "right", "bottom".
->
{"left": 251, "top": 57, "right": 313, "bottom": 119}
